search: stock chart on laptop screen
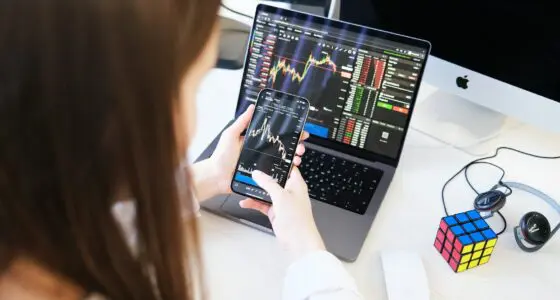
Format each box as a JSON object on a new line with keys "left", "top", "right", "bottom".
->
{"left": 236, "top": 8, "right": 429, "bottom": 159}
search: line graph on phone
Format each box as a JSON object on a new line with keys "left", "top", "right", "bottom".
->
{"left": 236, "top": 90, "right": 307, "bottom": 187}
{"left": 246, "top": 117, "right": 288, "bottom": 161}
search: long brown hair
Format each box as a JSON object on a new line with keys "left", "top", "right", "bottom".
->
{"left": 0, "top": 0, "right": 219, "bottom": 298}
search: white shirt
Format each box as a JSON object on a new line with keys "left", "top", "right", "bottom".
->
{"left": 283, "top": 250, "right": 363, "bottom": 300}
{"left": 111, "top": 202, "right": 363, "bottom": 300}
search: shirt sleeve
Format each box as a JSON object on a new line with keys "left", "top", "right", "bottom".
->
{"left": 282, "top": 250, "right": 363, "bottom": 300}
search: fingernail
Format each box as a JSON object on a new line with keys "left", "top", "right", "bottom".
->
{"left": 245, "top": 106, "right": 254, "bottom": 115}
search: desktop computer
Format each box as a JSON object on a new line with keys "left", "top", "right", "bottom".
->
{"left": 341, "top": 0, "right": 560, "bottom": 148}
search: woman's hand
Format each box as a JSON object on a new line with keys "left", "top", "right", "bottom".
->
{"left": 191, "top": 104, "right": 309, "bottom": 201}
{"left": 239, "top": 167, "right": 326, "bottom": 260}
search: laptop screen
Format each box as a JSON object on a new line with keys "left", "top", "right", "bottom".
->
{"left": 235, "top": 5, "right": 430, "bottom": 162}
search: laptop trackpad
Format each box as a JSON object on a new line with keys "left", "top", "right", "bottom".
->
{"left": 220, "top": 194, "right": 272, "bottom": 230}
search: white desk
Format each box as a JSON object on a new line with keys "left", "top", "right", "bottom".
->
{"left": 189, "top": 4, "right": 560, "bottom": 300}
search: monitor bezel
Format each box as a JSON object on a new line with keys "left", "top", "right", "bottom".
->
{"left": 234, "top": 4, "right": 432, "bottom": 167}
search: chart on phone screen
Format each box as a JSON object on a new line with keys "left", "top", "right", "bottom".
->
{"left": 236, "top": 91, "right": 306, "bottom": 187}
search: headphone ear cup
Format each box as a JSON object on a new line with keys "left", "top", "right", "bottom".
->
{"left": 519, "top": 212, "right": 551, "bottom": 245}
{"left": 474, "top": 190, "right": 507, "bottom": 213}
{"left": 514, "top": 226, "right": 545, "bottom": 253}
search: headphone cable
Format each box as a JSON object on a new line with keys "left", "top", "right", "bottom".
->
{"left": 441, "top": 146, "right": 560, "bottom": 235}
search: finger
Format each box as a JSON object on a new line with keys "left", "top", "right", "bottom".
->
{"left": 286, "top": 166, "right": 307, "bottom": 191}
{"left": 239, "top": 199, "right": 271, "bottom": 216}
{"left": 252, "top": 170, "right": 283, "bottom": 198}
{"left": 293, "top": 156, "right": 302, "bottom": 167}
{"left": 227, "top": 104, "right": 255, "bottom": 135}
{"left": 295, "top": 143, "right": 305, "bottom": 156}
{"left": 300, "top": 131, "right": 310, "bottom": 141}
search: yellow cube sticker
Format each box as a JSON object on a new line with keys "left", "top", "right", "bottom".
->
{"left": 486, "top": 238, "right": 497, "bottom": 248}
{"left": 468, "top": 259, "right": 480, "bottom": 269}
{"left": 474, "top": 242, "right": 485, "bottom": 251}
{"left": 462, "top": 244, "right": 473, "bottom": 254}
{"left": 460, "top": 253, "right": 472, "bottom": 263}
{"left": 472, "top": 250, "right": 482, "bottom": 259}
{"left": 479, "top": 256, "right": 490, "bottom": 265}
{"left": 483, "top": 247, "right": 494, "bottom": 256}
{"left": 457, "top": 263, "right": 468, "bottom": 272}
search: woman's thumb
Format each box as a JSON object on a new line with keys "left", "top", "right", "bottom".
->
{"left": 286, "top": 167, "right": 307, "bottom": 191}
{"left": 252, "top": 170, "right": 282, "bottom": 198}
{"left": 228, "top": 104, "right": 254, "bottom": 134}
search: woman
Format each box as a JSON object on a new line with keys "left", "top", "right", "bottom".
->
{"left": 0, "top": 0, "right": 362, "bottom": 299}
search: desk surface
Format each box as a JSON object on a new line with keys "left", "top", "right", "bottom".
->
{"left": 189, "top": 4, "right": 560, "bottom": 300}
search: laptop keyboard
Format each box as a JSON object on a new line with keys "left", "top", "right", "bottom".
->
{"left": 300, "top": 149, "right": 384, "bottom": 215}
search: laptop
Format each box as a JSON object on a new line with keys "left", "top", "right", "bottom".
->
{"left": 196, "top": 4, "right": 431, "bottom": 262}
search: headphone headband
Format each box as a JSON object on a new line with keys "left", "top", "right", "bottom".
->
{"left": 502, "top": 181, "right": 560, "bottom": 214}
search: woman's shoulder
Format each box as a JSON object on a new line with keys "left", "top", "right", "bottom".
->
{"left": 0, "top": 257, "right": 90, "bottom": 300}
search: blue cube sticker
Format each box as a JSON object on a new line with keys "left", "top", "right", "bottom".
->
{"left": 451, "top": 225, "right": 465, "bottom": 236}
{"left": 455, "top": 213, "right": 469, "bottom": 224}
{"left": 462, "top": 222, "right": 476, "bottom": 233}
{"left": 467, "top": 210, "right": 481, "bottom": 220}
{"left": 458, "top": 234, "right": 473, "bottom": 245}
{"left": 470, "top": 232, "right": 484, "bottom": 243}
{"left": 482, "top": 229, "right": 497, "bottom": 239}
{"left": 474, "top": 219, "right": 489, "bottom": 230}
{"left": 444, "top": 216, "right": 458, "bottom": 226}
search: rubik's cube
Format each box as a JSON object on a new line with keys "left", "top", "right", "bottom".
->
{"left": 434, "top": 210, "right": 498, "bottom": 272}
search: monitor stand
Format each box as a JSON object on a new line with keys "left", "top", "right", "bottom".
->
{"left": 410, "top": 90, "right": 520, "bottom": 156}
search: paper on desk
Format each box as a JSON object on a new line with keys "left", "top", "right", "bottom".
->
{"left": 381, "top": 251, "right": 430, "bottom": 300}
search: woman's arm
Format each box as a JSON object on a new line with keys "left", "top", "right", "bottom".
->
{"left": 283, "top": 250, "right": 362, "bottom": 300}
{"left": 189, "top": 158, "right": 224, "bottom": 201}
{"left": 188, "top": 106, "right": 255, "bottom": 202}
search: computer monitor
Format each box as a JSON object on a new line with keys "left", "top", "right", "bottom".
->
{"left": 341, "top": 1, "right": 560, "bottom": 147}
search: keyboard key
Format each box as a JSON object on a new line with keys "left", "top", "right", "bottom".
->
{"left": 300, "top": 149, "right": 383, "bottom": 214}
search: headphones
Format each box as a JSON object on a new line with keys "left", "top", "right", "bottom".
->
{"left": 442, "top": 146, "right": 560, "bottom": 253}
{"left": 474, "top": 181, "right": 560, "bottom": 252}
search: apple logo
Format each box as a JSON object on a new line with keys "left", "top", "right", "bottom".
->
{"left": 456, "top": 75, "right": 469, "bottom": 89}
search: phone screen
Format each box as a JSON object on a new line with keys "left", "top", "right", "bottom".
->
{"left": 231, "top": 88, "right": 310, "bottom": 202}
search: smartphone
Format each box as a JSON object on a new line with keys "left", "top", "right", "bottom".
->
{"left": 231, "top": 88, "right": 310, "bottom": 202}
